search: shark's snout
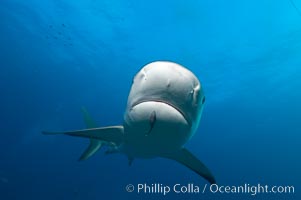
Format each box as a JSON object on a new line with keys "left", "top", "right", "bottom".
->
{"left": 127, "top": 61, "right": 204, "bottom": 129}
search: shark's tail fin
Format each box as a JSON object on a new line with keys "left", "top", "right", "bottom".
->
{"left": 43, "top": 107, "right": 124, "bottom": 161}
{"left": 78, "top": 107, "right": 103, "bottom": 161}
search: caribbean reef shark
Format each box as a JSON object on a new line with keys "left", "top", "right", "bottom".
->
{"left": 43, "top": 61, "right": 216, "bottom": 184}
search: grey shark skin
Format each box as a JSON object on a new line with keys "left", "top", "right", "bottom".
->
{"left": 43, "top": 61, "right": 216, "bottom": 184}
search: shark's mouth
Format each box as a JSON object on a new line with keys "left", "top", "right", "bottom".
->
{"left": 131, "top": 100, "right": 192, "bottom": 126}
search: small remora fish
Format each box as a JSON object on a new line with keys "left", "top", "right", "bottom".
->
{"left": 146, "top": 111, "right": 156, "bottom": 136}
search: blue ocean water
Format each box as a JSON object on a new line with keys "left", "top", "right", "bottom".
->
{"left": 0, "top": 0, "right": 300, "bottom": 199}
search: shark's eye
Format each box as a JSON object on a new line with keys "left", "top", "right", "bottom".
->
{"left": 202, "top": 96, "right": 206, "bottom": 104}
{"left": 188, "top": 89, "right": 195, "bottom": 104}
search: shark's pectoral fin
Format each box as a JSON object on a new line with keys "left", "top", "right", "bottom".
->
{"left": 161, "top": 148, "right": 216, "bottom": 184}
{"left": 43, "top": 126, "right": 124, "bottom": 145}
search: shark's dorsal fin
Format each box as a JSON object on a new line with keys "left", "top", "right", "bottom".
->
{"left": 161, "top": 148, "right": 216, "bottom": 184}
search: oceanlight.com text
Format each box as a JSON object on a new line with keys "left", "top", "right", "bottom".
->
{"left": 209, "top": 183, "right": 295, "bottom": 196}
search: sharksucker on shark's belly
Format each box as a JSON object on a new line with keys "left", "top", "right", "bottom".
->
{"left": 146, "top": 110, "right": 156, "bottom": 136}
{"left": 43, "top": 61, "right": 216, "bottom": 184}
